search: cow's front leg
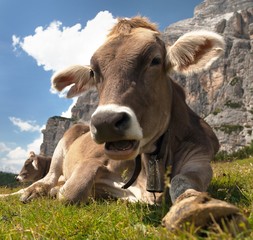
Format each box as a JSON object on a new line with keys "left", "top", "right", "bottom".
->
{"left": 57, "top": 161, "right": 109, "bottom": 204}
{"left": 169, "top": 158, "right": 212, "bottom": 203}
{"left": 20, "top": 168, "right": 63, "bottom": 202}
{"left": 163, "top": 153, "right": 249, "bottom": 233}
{"left": 20, "top": 139, "right": 65, "bottom": 203}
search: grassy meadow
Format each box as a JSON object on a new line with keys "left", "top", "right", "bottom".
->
{"left": 0, "top": 158, "right": 252, "bottom": 239}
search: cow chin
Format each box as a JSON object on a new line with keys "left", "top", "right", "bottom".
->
{"left": 104, "top": 140, "right": 140, "bottom": 160}
{"left": 16, "top": 175, "right": 25, "bottom": 182}
{"left": 90, "top": 104, "right": 143, "bottom": 160}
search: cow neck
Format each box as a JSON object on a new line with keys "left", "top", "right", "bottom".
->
{"left": 121, "top": 155, "right": 141, "bottom": 189}
{"left": 42, "top": 158, "right": 51, "bottom": 178}
{"left": 146, "top": 128, "right": 171, "bottom": 193}
{"left": 122, "top": 128, "right": 171, "bottom": 192}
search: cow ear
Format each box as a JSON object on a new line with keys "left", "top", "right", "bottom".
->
{"left": 29, "top": 151, "right": 35, "bottom": 158}
{"left": 32, "top": 157, "right": 39, "bottom": 170}
{"left": 166, "top": 30, "right": 225, "bottom": 75}
{"left": 51, "top": 65, "right": 95, "bottom": 98}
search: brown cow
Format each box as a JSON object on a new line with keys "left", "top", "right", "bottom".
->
{"left": 16, "top": 151, "right": 51, "bottom": 183}
{"left": 0, "top": 124, "right": 89, "bottom": 199}
{"left": 0, "top": 152, "right": 51, "bottom": 198}
{"left": 17, "top": 123, "right": 155, "bottom": 203}
{"left": 15, "top": 17, "right": 247, "bottom": 231}
{"left": 48, "top": 17, "right": 224, "bottom": 202}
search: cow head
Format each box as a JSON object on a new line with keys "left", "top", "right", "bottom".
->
{"left": 16, "top": 151, "right": 42, "bottom": 182}
{"left": 52, "top": 17, "right": 224, "bottom": 161}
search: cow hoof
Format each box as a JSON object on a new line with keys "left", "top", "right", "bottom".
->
{"left": 49, "top": 186, "right": 61, "bottom": 198}
{"left": 20, "top": 183, "right": 50, "bottom": 203}
{"left": 162, "top": 190, "right": 250, "bottom": 235}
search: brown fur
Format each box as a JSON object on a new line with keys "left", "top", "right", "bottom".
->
{"left": 16, "top": 152, "right": 51, "bottom": 183}
{"left": 19, "top": 123, "right": 156, "bottom": 204}
{"left": 19, "top": 17, "right": 224, "bottom": 207}
{"left": 107, "top": 16, "right": 159, "bottom": 37}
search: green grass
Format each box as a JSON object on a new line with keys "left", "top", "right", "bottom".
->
{"left": 215, "top": 141, "right": 253, "bottom": 161}
{"left": 0, "top": 159, "right": 252, "bottom": 239}
{"left": 208, "top": 159, "right": 253, "bottom": 207}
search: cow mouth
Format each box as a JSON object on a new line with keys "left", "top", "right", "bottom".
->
{"left": 104, "top": 140, "right": 140, "bottom": 160}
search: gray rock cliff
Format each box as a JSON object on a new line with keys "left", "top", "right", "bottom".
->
{"left": 164, "top": 0, "right": 253, "bottom": 152}
{"left": 40, "top": 0, "right": 253, "bottom": 156}
{"left": 40, "top": 89, "right": 98, "bottom": 156}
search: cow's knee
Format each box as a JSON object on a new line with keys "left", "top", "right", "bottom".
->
{"left": 170, "top": 174, "right": 200, "bottom": 203}
{"left": 170, "top": 170, "right": 212, "bottom": 203}
{"left": 57, "top": 172, "right": 95, "bottom": 204}
{"left": 170, "top": 160, "right": 213, "bottom": 203}
{"left": 57, "top": 183, "right": 90, "bottom": 204}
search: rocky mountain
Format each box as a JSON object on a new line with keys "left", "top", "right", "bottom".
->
{"left": 40, "top": 88, "right": 98, "bottom": 156}
{"left": 40, "top": 0, "right": 253, "bottom": 156}
{"left": 40, "top": 116, "right": 74, "bottom": 156}
{"left": 164, "top": 0, "right": 253, "bottom": 152}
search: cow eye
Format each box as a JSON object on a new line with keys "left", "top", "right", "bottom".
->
{"left": 90, "top": 68, "right": 101, "bottom": 85}
{"left": 25, "top": 161, "right": 31, "bottom": 166}
{"left": 93, "top": 71, "right": 102, "bottom": 85}
{"left": 150, "top": 57, "right": 161, "bottom": 66}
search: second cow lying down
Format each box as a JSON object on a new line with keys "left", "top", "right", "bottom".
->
{"left": 16, "top": 151, "right": 51, "bottom": 183}
{"left": 7, "top": 17, "right": 248, "bottom": 231}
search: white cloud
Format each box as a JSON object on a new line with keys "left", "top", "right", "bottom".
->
{"left": 13, "top": 11, "right": 117, "bottom": 72}
{"left": 9, "top": 117, "right": 41, "bottom": 132}
{"left": 4, "top": 11, "right": 116, "bottom": 173}
{"left": 0, "top": 142, "right": 11, "bottom": 152}
{"left": 27, "top": 132, "right": 43, "bottom": 153}
{"left": 12, "top": 35, "right": 20, "bottom": 51}
{"left": 12, "top": 11, "right": 116, "bottom": 121}
{"left": 0, "top": 146, "right": 29, "bottom": 173}
{"left": 6, "top": 147, "right": 27, "bottom": 162}
{"left": 0, "top": 122, "right": 44, "bottom": 173}
{"left": 0, "top": 129, "right": 44, "bottom": 173}
{"left": 61, "top": 97, "right": 78, "bottom": 118}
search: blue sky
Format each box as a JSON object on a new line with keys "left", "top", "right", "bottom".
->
{"left": 0, "top": 0, "right": 202, "bottom": 173}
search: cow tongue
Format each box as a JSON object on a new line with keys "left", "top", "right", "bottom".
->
{"left": 104, "top": 140, "right": 139, "bottom": 160}
{"left": 105, "top": 140, "right": 136, "bottom": 152}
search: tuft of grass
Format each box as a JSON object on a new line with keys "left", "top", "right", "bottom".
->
{"left": 212, "top": 108, "right": 222, "bottom": 115}
{"left": 0, "top": 159, "right": 252, "bottom": 239}
{"left": 215, "top": 124, "right": 244, "bottom": 135}
{"left": 229, "top": 76, "right": 241, "bottom": 86}
{"left": 209, "top": 158, "right": 253, "bottom": 207}
{"left": 208, "top": 158, "right": 253, "bottom": 238}
{"left": 224, "top": 100, "right": 242, "bottom": 109}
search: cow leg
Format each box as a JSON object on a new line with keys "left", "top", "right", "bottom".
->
{"left": 0, "top": 189, "right": 25, "bottom": 198}
{"left": 163, "top": 153, "right": 249, "bottom": 232}
{"left": 49, "top": 176, "right": 66, "bottom": 197}
{"left": 169, "top": 154, "right": 212, "bottom": 203}
{"left": 57, "top": 161, "right": 108, "bottom": 204}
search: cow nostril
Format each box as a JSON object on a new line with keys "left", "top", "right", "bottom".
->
{"left": 90, "top": 109, "right": 134, "bottom": 143}
{"left": 115, "top": 112, "right": 130, "bottom": 131}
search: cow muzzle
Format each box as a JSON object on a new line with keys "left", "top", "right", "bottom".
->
{"left": 15, "top": 175, "right": 24, "bottom": 182}
{"left": 90, "top": 104, "right": 143, "bottom": 160}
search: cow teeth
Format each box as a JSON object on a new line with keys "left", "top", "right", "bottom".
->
{"left": 105, "top": 140, "right": 137, "bottom": 152}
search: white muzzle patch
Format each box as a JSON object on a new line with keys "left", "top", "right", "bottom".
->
{"left": 91, "top": 104, "right": 143, "bottom": 141}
